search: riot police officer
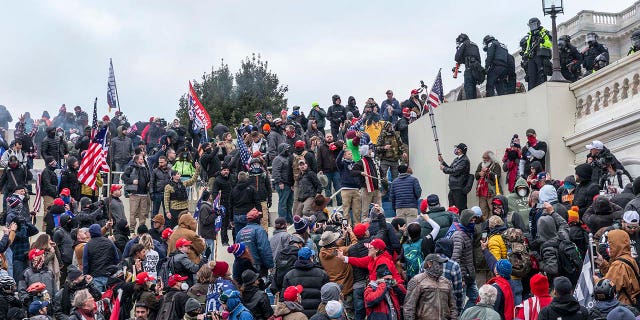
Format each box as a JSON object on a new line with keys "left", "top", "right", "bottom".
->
{"left": 454, "top": 33, "right": 482, "bottom": 100}
{"left": 519, "top": 36, "right": 530, "bottom": 83}
{"left": 628, "top": 30, "right": 640, "bottom": 56}
{"left": 523, "top": 17, "right": 552, "bottom": 90}
{"left": 582, "top": 32, "right": 609, "bottom": 73}
{"left": 558, "top": 35, "right": 582, "bottom": 82}
{"left": 483, "top": 35, "right": 509, "bottom": 97}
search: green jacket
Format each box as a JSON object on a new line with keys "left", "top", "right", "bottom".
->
{"left": 459, "top": 303, "right": 502, "bottom": 320}
{"left": 505, "top": 177, "right": 531, "bottom": 234}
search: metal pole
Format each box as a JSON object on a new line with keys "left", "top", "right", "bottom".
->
{"left": 112, "top": 58, "right": 122, "bottom": 111}
{"left": 427, "top": 104, "right": 442, "bottom": 156}
{"left": 549, "top": 8, "right": 569, "bottom": 82}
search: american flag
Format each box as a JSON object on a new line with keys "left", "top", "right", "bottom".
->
{"left": 78, "top": 99, "right": 110, "bottom": 190}
{"left": 213, "top": 191, "right": 224, "bottom": 233}
{"left": 427, "top": 70, "right": 444, "bottom": 109}
{"left": 33, "top": 172, "right": 42, "bottom": 213}
{"left": 235, "top": 128, "right": 251, "bottom": 170}
{"left": 107, "top": 58, "right": 119, "bottom": 112}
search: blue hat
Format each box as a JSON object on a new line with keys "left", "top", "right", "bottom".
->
{"left": 29, "top": 300, "right": 49, "bottom": 315}
{"left": 298, "top": 247, "right": 314, "bottom": 260}
{"left": 427, "top": 194, "right": 440, "bottom": 207}
{"left": 89, "top": 224, "right": 102, "bottom": 238}
{"left": 495, "top": 259, "right": 512, "bottom": 278}
{"left": 470, "top": 206, "right": 483, "bottom": 217}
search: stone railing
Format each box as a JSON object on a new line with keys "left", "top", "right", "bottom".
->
{"left": 570, "top": 52, "right": 640, "bottom": 119}
{"left": 558, "top": 1, "right": 640, "bottom": 36}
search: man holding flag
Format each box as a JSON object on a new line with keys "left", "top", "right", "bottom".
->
{"left": 196, "top": 188, "right": 216, "bottom": 261}
{"left": 78, "top": 98, "right": 110, "bottom": 192}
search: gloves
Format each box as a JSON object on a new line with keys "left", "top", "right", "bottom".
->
{"left": 267, "top": 199, "right": 272, "bottom": 208}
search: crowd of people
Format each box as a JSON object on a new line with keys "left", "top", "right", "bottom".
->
{"left": 0, "top": 71, "right": 640, "bottom": 320}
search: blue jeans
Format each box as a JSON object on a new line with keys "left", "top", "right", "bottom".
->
{"left": 232, "top": 214, "right": 248, "bottom": 241}
{"left": 151, "top": 192, "right": 166, "bottom": 217}
{"left": 464, "top": 275, "right": 479, "bottom": 310}
{"left": 324, "top": 171, "right": 342, "bottom": 206}
{"left": 510, "top": 278, "right": 523, "bottom": 306}
{"left": 93, "top": 276, "right": 108, "bottom": 292}
{"left": 277, "top": 186, "right": 294, "bottom": 224}
{"left": 353, "top": 284, "right": 366, "bottom": 320}
{"left": 205, "top": 239, "right": 216, "bottom": 262}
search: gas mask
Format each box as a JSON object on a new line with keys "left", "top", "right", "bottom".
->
{"left": 517, "top": 189, "right": 528, "bottom": 197}
{"left": 586, "top": 34, "right": 597, "bottom": 46}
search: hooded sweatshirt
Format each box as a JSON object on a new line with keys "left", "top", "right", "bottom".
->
{"left": 583, "top": 196, "right": 623, "bottom": 233}
{"left": 506, "top": 177, "right": 531, "bottom": 233}
{"left": 167, "top": 214, "right": 206, "bottom": 264}
{"left": 602, "top": 230, "right": 640, "bottom": 306}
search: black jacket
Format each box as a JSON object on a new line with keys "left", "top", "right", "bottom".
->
{"left": 347, "top": 238, "right": 370, "bottom": 284}
{"left": 53, "top": 281, "right": 102, "bottom": 320}
{"left": 53, "top": 227, "right": 74, "bottom": 265}
{"left": 442, "top": 155, "right": 471, "bottom": 190}
{"left": 274, "top": 245, "right": 300, "bottom": 293}
{"left": 327, "top": 104, "right": 346, "bottom": 128}
{"left": 297, "top": 171, "right": 322, "bottom": 201}
{"left": 230, "top": 181, "right": 261, "bottom": 216}
{"left": 150, "top": 166, "right": 171, "bottom": 193}
{"left": 455, "top": 40, "right": 481, "bottom": 65}
{"left": 211, "top": 174, "right": 233, "bottom": 208}
{"left": 249, "top": 169, "right": 272, "bottom": 202}
{"left": 59, "top": 168, "right": 80, "bottom": 201}
{"left": 316, "top": 143, "right": 340, "bottom": 173}
{"left": 537, "top": 295, "right": 589, "bottom": 320}
{"left": 485, "top": 40, "right": 509, "bottom": 68}
{"left": 0, "top": 165, "right": 32, "bottom": 193}
{"left": 242, "top": 285, "right": 275, "bottom": 320}
{"left": 41, "top": 136, "right": 66, "bottom": 163}
{"left": 160, "top": 288, "right": 190, "bottom": 320}
{"left": 200, "top": 148, "right": 222, "bottom": 180}
{"left": 122, "top": 164, "right": 151, "bottom": 194}
{"left": 40, "top": 166, "right": 59, "bottom": 197}
{"left": 573, "top": 180, "right": 600, "bottom": 216}
{"left": 198, "top": 202, "right": 216, "bottom": 240}
{"left": 84, "top": 236, "right": 120, "bottom": 277}
{"left": 282, "top": 259, "right": 330, "bottom": 318}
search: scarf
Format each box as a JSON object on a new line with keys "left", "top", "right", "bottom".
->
{"left": 425, "top": 262, "right": 443, "bottom": 278}
{"left": 487, "top": 276, "right": 515, "bottom": 320}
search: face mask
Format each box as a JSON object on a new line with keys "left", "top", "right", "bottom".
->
{"left": 62, "top": 196, "right": 70, "bottom": 203}
{"left": 563, "top": 182, "right": 574, "bottom": 190}
{"left": 9, "top": 162, "right": 18, "bottom": 169}
{"left": 527, "top": 136, "right": 537, "bottom": 145}
{"left": 517, "top": 189, "right": 527, "bottom": 197}
{"left": 17, "top": 194, "right": 24, "bottom": 201}
{"left": 180, "top": 282, "right": 189, "bottom": 291}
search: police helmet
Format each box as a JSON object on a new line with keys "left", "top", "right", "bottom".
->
{"left": 594, "top": 278, "right": 616, "bottom": 301}
{"left": 528, "top": 17, "right": 541, "bottom": 31}
{"left": 79, "top": 197, "right": 93, "bottom": 209}
{"left": 456, "top": 33, "right": 469, "bottom": 45}
{"left": 632, "top": 30, "right": 640, "bottom": 46}
{"left": 332, "top": 94, "right": 341, "bottom": 104}
{"left": 558, "top": 35, "right": 571, "bottom": 48}
{"left": 595, "top": 53, "right": 607, "bottom": 63}
{"left": 483, "top": 35, "right": 495, "bottom": 45}
{"left": 586, "top": 32, "right": 598, "bottom": 45}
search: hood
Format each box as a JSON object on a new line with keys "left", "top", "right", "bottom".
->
{"left": 563, "top": 175, "right": 576, "bottom": 186}
{"left": 514, "top": 177, "right": 530, "bottom": 195}
{"left": 530, "top": 161, "right": 543, "bottom": 173}
{"left": 608, "top": 229, "right": 632, "bottom": 260}
{"left": 225, "top": 291, "right": 242, "bottom": 311}
{"left": 550, "top": 295, "right": 582, "bottom": 315}
{"left": 89, "top": 224, "right": 102, "bottom": 238}
{"left": 594, "top": 196, "right": 614, "bottom": 214}
{"left": 348, "top": 96, "right": 356, "bottom": 106}
{"left": 575, "top": 163, "right": 593, "bottom": 182}
{"left": 595, "top": 299, "right": 620, "bottom": 314}
{"left": 275, "top": 301, "right": 304, "bottom": 316}
{"left": 537, "top": 215, "right": 557, "bottom": 242}
{"left": 116, "top": 219, "right": 129, "bottom": 234}
{"left": 623, "top": 183, "right": 634, "bottom": 195}
{"left": 294, "top": 258, "right": 317, "bottom": 270}
{"left": 435, "top": 239, "right": 454, "bottom": 258}
{"left": 492, "top": 195, "right": 510, "bottom": 213}
{"left": 460, "top": 209, "right": 475, "bottom": 227}
{"left": 66, "top": 157, "right": 78, "bottom": 170}
{"left": 539, "top": 185, "right": 558, "bottom": 203}
{"left": 178, "top": 214, "right": 197, "bottom": 231}
{"left": 277, "top": 143, "right": 289, "bottom": 156}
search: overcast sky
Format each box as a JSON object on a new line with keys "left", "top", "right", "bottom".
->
{"left": 0, "top": 0, "right": 633, "bottom": 125}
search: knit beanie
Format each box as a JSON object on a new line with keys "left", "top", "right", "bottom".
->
{"left": 320, "top": 282, "right": 342, "bottom": 303}
{"left": 568, "top": 206, "right": 579, "bottom": 223}
{"left": 227, "top": 243, "right": 246, "bottom": 258}
{"left": 211, "top": 261, "right": 229, "bottom": 278}
{"left": 607, "top": 306, "right": 635, "bottom": 320}
{"left": 293, "top": 215, "right": 308, "bottom": 234}
{"left": 530, "top": 273, "right": 550, "bottom": 297}
{"left": 495, "top": 259, "right": 512, "bottom": 278}
{"left": 575, "top": 163, "right": 593, "bottom": 181}
{"left": 89, "top": 224, "right": 102, "bottom": 238}
{"left": 325, "top": 300, "right": 344, "bottom": 319}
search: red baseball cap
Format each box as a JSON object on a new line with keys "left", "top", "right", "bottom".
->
{"left": 162, "top": 228, "right": 173, "bottom": 240}
{"left": 294, "top": 140, "right": 306, "bottom": 149}
{"left": 53, "top": 198, "right": 65, "bottom": 207}
{"left": 28, "top": 249, "right": 45, "bottom": 261}
{"left": 353, "top": 223, "right": 369, "bottom": 238}
{"left": 168, "top": 274, "right": 188, "bottom": 287}
{"left": 60, "top": 188, "right": 70, "bottom": 196}
{"left": 411, "top": 89, "right": 419, "bottom": 95}
{"left": 367, "top": 238, "right": 386, "bottom": 251}
{"left": 110, "top": 184, "right": 122, "bottom": 193}
{"left": 283, "top": 285, "right": 303, "bottom": 302}
{"left": 175, "top": 237, "right": 192, "bottom": 249}
{"left": 135, "top": 272, "right": 155, "bottom": 285}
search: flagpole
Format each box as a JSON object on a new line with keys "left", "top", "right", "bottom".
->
{"left": 111, "top": 58, "right": 121, "bottom": 112}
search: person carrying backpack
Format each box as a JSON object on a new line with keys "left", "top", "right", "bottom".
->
{"left": 401, "top": 221, "right": 439, "bottom": 281}
{"left": 157, "top": 274, "right": 191, "bottom": 320}
{"left": 596, "top": 229, "right": 640, "bottom": 307}
{"left": 538, "top": 214, "right": 582, "bottom": 286}
{"left": 161, "top": 238, "right": 207, "bottom": 286}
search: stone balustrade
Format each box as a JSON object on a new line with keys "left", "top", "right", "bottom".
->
{"left": 571, "top": 52, "right": 640, "bottom": 120}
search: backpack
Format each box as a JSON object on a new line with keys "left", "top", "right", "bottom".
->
{"left": 557, "top": 233, "right": 582, "bottom": 276}
{"left": 615, "top": 257, "right": 640, "bottom": 309}
{"left": 156, "top": 292, "right": 178, "bottom": 320}
{"left": 502, "top": 228, "right": 532, "bottom": 278}
{"left": 157, "top": 255, "right": 175, "bottom": 288}
{"left": 402, "top": 239, "right": 424, "bottom": 280}
{"left": 292, "top": 150, "right": 308, "bottom": 180}
{"left": 275, "top": 249, "right": 299, "bottom": 290}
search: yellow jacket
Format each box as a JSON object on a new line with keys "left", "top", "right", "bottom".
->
{"left": 488, "top": 233, "right": 507, "bottom": 261}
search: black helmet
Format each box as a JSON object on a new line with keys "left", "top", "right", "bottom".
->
{"left": 483, "top": 35, "right": 495, "bottom": 45}
{"left": 594, "top": 278, "right": 616, "bottom": 301}
{"left": 528, "top": 17, "right": 541, "bottom": 31}
{"left": 456, "top": 33, "right": 469, "bottom": 45}
{"left": 586, "top": 32, "right": 598, "bottom": 45}
{"left": 0, "top": 275, "right": 16, "bottom": 293}
{"left": 332, "top": 94, "right": 341, "bottom": 104}
{"left": 558, "top": 35, "right": 570, "bottom": 48}
{"left": 79, "top": 197, "right": 92, "bottom": 209}
{"left": 632, "top": 30, "right": 640, "bottom": 46}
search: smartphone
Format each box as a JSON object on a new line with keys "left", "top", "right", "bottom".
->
{"left": 481, "top": 232, "right": 488, "bottom": 241}
{"left": 342, "top": 219, "right": 348, "bottom": 226}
